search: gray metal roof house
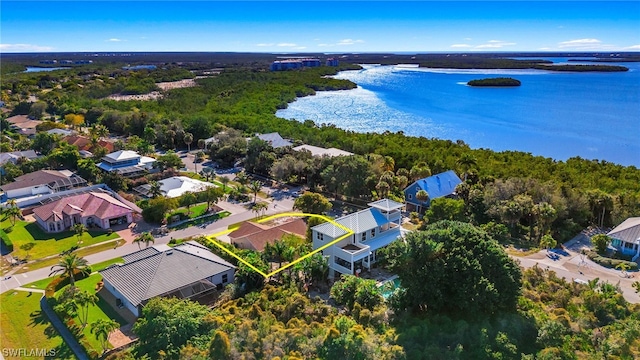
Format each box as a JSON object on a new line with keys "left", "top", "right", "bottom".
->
{"left": 100, "top": 241, "right": 235, "bottom": 317}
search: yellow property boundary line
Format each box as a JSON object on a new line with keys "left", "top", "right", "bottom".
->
{"left": 205, "top": 212, "right": 354, "bottom": 278}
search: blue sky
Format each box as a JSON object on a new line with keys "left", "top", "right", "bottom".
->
{"left": 1, "top": 1, "right": 639, "bottom": 53}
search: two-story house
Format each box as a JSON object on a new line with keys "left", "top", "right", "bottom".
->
{"left": 97, "top": 150, "right": 157, "bottom": 178}
{"left": 311, "top": 199, "right": 404, "bottom": 278}
{"left": 404, "top": 170, "right": 462, "bottom": 213}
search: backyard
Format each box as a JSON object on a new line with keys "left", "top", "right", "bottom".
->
{"left": 52, "top": 273, "right": 128, "bottom": 355}
{"left": 1, "top": 218, "right": 120, "bottom": 260}
{"left": 0, "top": 290, "right": 74, "bottom": 359}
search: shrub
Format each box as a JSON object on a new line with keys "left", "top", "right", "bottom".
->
{"left": 584, "top": 250, "right": 638, "bottom": 270}
{"left": 45, "top": 268, "right": 92, "bottom": 298}
{"left": 0, "top": 229, "right": 13, "bottom": 252}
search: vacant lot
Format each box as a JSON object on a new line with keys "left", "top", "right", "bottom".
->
{"left": 0, "top": 291, "right": 74, "bottom": 359}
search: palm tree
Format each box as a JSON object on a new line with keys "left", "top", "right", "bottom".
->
{"left": 133, "top": 232, "right": 155, "bottom": 249}
{"left": 201, "top": 167, "right": 214, "bottom": 181}
{"left": 90, "top": 124, "right": 109, "bottom": 140}
{"left": 376, "top": 181, "right": 391, "bottom": 199}
{"left": 456, "top": 153, "right": 478, "bottom": 181}
{"left": 220, "top": 176, "right": 230, "bottom": 192}
{"left": 271, "top": 240, "right": 287, "bottom": 268}
{"left": 90, "top": 318, "right": 120, "bottom": 354}
{"left": 415, "top": 189, "right": 429, "bottom": 212}
{"left": 249, "top": 180, "right": 262, "bottom": 204}
{"left": 383, "top": 156, "right": 395, "bottom": 172}
{"left": 148, "top": 181, "right": 162, "bottom": 198}
{"left": 235, "top": 171, "right": 249, "bottom": 186}
{"left": 184, "top": 132, "right": 194, "bottom": 152}
{"left": 616, "top": 262, "right": 631, "bottom": 278}
{"left": 632, "top": 281, "right": 640, "bottom": 294}
{"left": 72, "top": 223, "right": 87, "bottom": 244}
{"left": 76, "top": 290, "right": 98, "bottom": 328}
{"left": 410, "top": 162, "right": 431, "bottom": 182}
{"left": 49, "top": 253, "right": 90, "bottom": 287}
{"left": 5, "top": 205, "right": 21, "bottom": 226}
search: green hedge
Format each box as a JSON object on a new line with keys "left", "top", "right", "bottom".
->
{"left": 45, "top": 268, "right": 93, "bottom": 298}
{"left": 0, "top": 228, "right": 13, "bottom": 252}
{"left": 585, "top": 250, "right": 638, "bottom": 270}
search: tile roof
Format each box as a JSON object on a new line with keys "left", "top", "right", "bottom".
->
{"left": 228, "top": 218, "right": 307, "bottom": 251}
{"left": 0, "top": 170, "right": 82, "bottom": 191}
{"left": 608, "top": 217, "right": 640, "bottom": 244}
{"left": 313, "top": 207, "right": 389, "bottom": 237}
{"left": 100, "top": 241, "right": 235, "bottom": 308}
{"left": 408, "top": 170, "right": 462, "bottom": 201}
{"left": 63, "top": 135, "right": 114, "bottom": 152}
{"left": 32, "top": 191, "right": 133, "bottom": 222}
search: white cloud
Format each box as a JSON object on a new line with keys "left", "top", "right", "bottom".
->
{"left": 450, "top": 44, "right": 472, "bottom": 48}
{"left": 294, "top": 46, "right": 307, "bottom": 50}
{"left": 256, "top": 43, "right": 274, "bottom": 47}
{"left": 475, "top": 41, "right": 516, "bottom": 49}
{"left": 337, "top": 39, "right": 364, "bottom": 46}
{"left": 277, "top": 43, "right": 297, "bottom": 47}
{"left": 624, "top": 44, "right": 640, "bottom": 50}
{"left": 538, "top": 47, "right": 552, "bottom": 51}
{"left": 0, "top": 43, "right": 53, "bottom": 51}
{"left": 317, "top": 43, "right": 329, "bottom": 47}
{"left": 107, "top": 38, "right": 125, "bottom": 42}
{"left": 558, "top": 39, "right": 602, "bottom": 49}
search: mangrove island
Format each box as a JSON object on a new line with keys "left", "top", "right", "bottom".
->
{"left": 467, "top": 77, "right": 522, "bottom": 87}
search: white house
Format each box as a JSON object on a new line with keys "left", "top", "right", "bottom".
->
{"left": 0, "top": 170, "right": 87, "bottom": 200}
{"left": 97, "top": 150, "right": 156, "bottom": 178}
{"left": 100, "top": 241, "right": 235, "bottom": 317}
{"left": 608, "top": 217, "right": 640, "bottom": 262}
{"left": 293, "top": 144, "right": 353, "bottom": 158}
{"left": 134, "top": 176, "right": 216, "bottom": 198}
{"left": 311, "top": 199, "right": 404, "bottom": 278}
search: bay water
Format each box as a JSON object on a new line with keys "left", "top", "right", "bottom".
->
{"left": 276, "top": 59, "right": 640, "bottom": 167}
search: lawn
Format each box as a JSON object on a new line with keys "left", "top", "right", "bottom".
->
{"left": 167, "top": 202, "right": 209, "bottom": 221}
{"left": 1, "top": 219, "right": 120, "bottom": 260}
{"left": 15, "top": 239, "right": 124, "bottom": 274}
{"left": 54, "top": 274, "right": 127, "bottom": 355}
{"left": 22, "top": 257, "right": 125, "bottom": 290}
{"left": 170, "top": 210, "right": 231, "bottom": 230}
{"left": 0, "top": 291, "right": 75, "bottom": 359}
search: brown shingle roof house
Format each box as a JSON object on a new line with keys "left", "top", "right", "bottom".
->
{"left": 0, "top": 169, "right": 87, "bottom": 199}
{"left": 63, "top": 135, "right": 115, "bottom": 153}
{"left": 32, "top": 191, "right": 134, "bottom": 233}
{"left": 228, "top": 217, "right": 307, "bottom": 251}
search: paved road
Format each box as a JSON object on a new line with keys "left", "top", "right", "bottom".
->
{"left": 510, "top": 240, "right": 640, "bottom": 304}
{"left": 0, "top": 188, "right": 297, "bottom": 294}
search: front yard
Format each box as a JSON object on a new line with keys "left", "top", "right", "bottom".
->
{"left": 0, "top": 290, "right": 74, "bottom": 359}
{"left": 1, "top": 218, "right": 120, "bottom": 260}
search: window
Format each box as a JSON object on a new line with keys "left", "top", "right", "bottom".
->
{"left": 49, "top": 223, "right": 55, "bottom": 231}
{"left": 317, "top": 232, "right": 324, "bottom": 241}
{"left": 222, "top": 274, "right": 228, "bottom": 283}
{"left": 371, "top": 228, "right": 376, "bottom": 238}
{"left": 408, "top": 194, "right": 412, "bottom": 200}
{"left": 56, "top": 222, "right": 61, "bottom": 231}
{"left": 361, "top": 232, "right": 366, "bottom": 242}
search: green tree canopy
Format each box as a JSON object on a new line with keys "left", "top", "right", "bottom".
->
{"left": 293, "top": 192, "right": 332, "bottom": 214}
{"left": 383, "top": 220, "right": 522, "bottom": 315}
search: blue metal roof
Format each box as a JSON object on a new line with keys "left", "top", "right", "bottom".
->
{"left": 411, "top": 170, "right": 462, "bottom": 201}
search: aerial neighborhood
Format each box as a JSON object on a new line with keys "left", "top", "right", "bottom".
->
{"left": 0, "top": 52, "right": 638, "bottom": 360}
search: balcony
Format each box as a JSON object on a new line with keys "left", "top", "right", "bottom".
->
{"left": 334, "top": 243, "right": 371, "bottom": 263}
{"left": 360, "top": 228, "right": 401, "bottom": 252}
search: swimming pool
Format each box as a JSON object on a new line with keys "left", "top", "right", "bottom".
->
{"left": 379, "top": 276, "right": 401, "bottom": 300}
